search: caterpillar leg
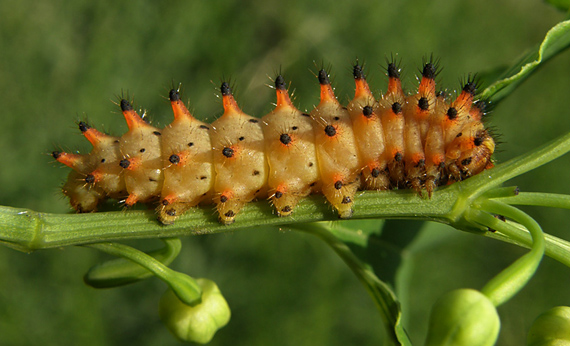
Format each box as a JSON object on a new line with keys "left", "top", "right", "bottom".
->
{"left": 158, "top": 198, "right": 194, "bottom": 225}
{"left": 269, "top": 184, "right": 309, "bottom": 217}
{"left": 321, "top": 176, "right": 361, "bottom": 219}
{"left": 406, "top": 157, "right": 426, "bottom": 195}
{"left": 215, "top": 192, "right": 245, "bottom": 225}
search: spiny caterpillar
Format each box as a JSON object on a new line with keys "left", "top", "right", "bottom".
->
{"left": 53, "top": 60, "right": 495, "bottom": 225}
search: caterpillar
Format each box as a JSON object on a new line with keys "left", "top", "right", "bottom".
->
{"left": 52, "top": 60, "right": 495, "bottom": 225}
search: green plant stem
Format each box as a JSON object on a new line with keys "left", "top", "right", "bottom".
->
{"left": 84, "top": 242, "right": 202, "bottom": 305}
{"left": 467, "top": 200, "right": 545, "bottom": 306}
{"left": 0, "top": 189, "right": 459, "bottom": 252}
{"left": 493, "top": 192, "right": 570, "bottom": 209}
{"left": 484, "top": 220, "right": 570, "bottom": 268}
{"left": 84, "top": 237, "right": 182, "bottom": 288}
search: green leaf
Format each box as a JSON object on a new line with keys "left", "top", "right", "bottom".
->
{"left": 294, "top": 222, "right": 412, "bottom": 346}
{"left": 329, "top": 219, "right": 423, "bottom": 288}
{"left": 479, "top": 19, "right": 570, "bottom": 104}
{"left": 373, "top": 220, "right": 424, "bottom": 288}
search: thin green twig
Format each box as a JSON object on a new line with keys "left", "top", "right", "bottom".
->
{"left": 467, "top": 200, "right": 545, "bottom": 306}
{"left": 493, "top": 192, "right": 570, "bottom": 209}
{"left": 84, "top": 242, "right": 202, "bottom": 305}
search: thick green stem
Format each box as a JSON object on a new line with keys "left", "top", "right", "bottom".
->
{"left": 0, "top": 189, "right": 458, "bottom": 252}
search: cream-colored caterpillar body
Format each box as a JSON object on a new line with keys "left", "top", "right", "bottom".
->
{"left": 54, "top": 61, "right": 495, "bottom": 224}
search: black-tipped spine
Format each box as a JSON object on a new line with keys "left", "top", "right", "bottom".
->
{"left": 422, "top": 62, "right": 436, "bottom": 80}
{"left": 221, "top": 82, "right": 231, "bottom": 96}
{"left": 78, "top": 121, "right": 90, "bottom": 133}
{"left": 462, "top": 74, "right": 478, "bottom": 96}
{"left": 447, "top": 107, "right": 458, "bottom": 120}
{"left": 222, "top": 147, "right": 234, "bottom": 158}
{"left": 169, "top": 89, "right": 180, "bottom": 102}
{"left": 387, "top": 63, "right": 400, "bottom": 79}
{"left": 279, "top": 133, "right": 292, "bottom": 145}
{"left": 353, "top": 64, "right": 364, "bottom": 80}
{"left": 318, "top": 69, "right": 330, "bottom": 85}
{"left": 120, "top": 99, "right": 133, "bottom": 112}
{"left": 391, "top": 102, "right": 402, "bottom": 114}
{"left": 418, "top": 97, "right": 430, "bottom": 111}
{"left": 324, "top": 125, "right": 336, "bottom": 137}
{"left": 275, "top": 75, "right": 286, "bottom": 90}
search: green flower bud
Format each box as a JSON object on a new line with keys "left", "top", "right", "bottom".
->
{"left": 159, "top": 278, "right": 231, "bottom": 344}
{"left": 527, "top": 306, "right": 570, "bottom": 346}
{"left": 425, "top": 289, "right": 500, "bottom": 346}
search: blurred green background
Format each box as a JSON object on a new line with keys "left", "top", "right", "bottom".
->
{"left": 1, "top": 0, "right": 569, "bottom": 345}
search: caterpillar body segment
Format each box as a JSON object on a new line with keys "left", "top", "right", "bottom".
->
{"left": 424, "top": 78, "right": 479, "bottom": 196}
{"left": 347, "top": 65, "right": 389, "bottom": 191}
{"left": 52, "top": 122, "right": 124, "bottom": 212}
{"left": 378, "top": 62, "right": 407, "bottom": 187}
{"left": 454, "top": 131, "right": 495, "bottom": 179}
{"left": 402, "top": 62, "right": 437, "bottom": 193}
{"left": 210, "top": 83, "right": 268, "bottom": 225}
{"left": 158, "top": 89, "right": 215, "bottom": 225}
{"left": 79, "top": 123, "right": 125, "bottom": 199}
{"left": 423, "top": 96, "right": 448, "bottom": 196}
{"left": 311, "top": 69, "right": 361, "bottom": 219}
{"left": 118, "top": 100, "right": 164, "bottom": 207}
{"left": 445, "top": 106, "right": 495, "bottom": 181}
{"left": 53, "top": 152, "right": 105, "bottom": 213}
{"left": 261, "top": 75, "right": 320, "bottom": 217}
{"left": 55, "top": 60, "right": 495, "bottom": 224}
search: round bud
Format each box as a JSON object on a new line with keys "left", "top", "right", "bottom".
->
{"left": 159, "top": 278, "right": 231, "bottom": 344}
{"left": 527, "top": 306, "right": 570, "bottom": 346}
{"left": 425, "top": 289, "right": 500, "bottom": 346}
